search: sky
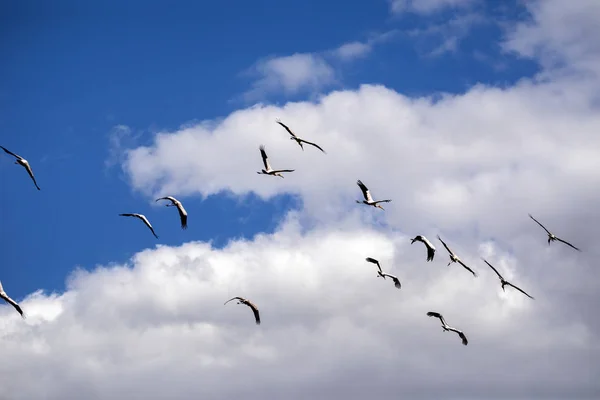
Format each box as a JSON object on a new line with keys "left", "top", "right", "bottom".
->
{"left": 0, "top": 0, "right": 599, "bottom": 399}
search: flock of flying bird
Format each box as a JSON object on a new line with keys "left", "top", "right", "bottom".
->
{"left": 0, "top": 120, "right": 582, "bottom": 345}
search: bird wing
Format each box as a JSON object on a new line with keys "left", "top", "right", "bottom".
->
{"left": 365, "top": 257, "right": 382, "bottom": 274}
{"left": 246, "top": 301, "right": 261, "bottom": 325}
{"left": 119, "top": 213, "right": 136, "bottom": 217}
{"left": 155, "top": 196, "right": 177, "bottom": 204}
{"left": 1, "top": 295, "right": 24, "bottom": 318}
{"left": 275, "top": 119, "right": 297, "bottom": 138}
{"left": 481, "top": 258, "right": 503, "bottom": 280}
{"left": 137, "top": 215, "right": 158, "bottom": 239}
{"left": 0, "top": 145, "right": 23, "bottom": 160}
{"left": 505, "top": 282, "right": 535, "bottom": 299}
{"left": 529, "top": 214, "right": 552, "bottom": 235}
{"left": 373, "top": 199, "right": 392, "bottom": 204}
{"left": 426, "top": 311, "right": 447, "bottom": 326}
{"left": 22, "top": 162, "right": 41, "bottom": 190}
{"left": 298, "top": 139, "right": 326, "bottom": 153}
{"left": 176, "top": 202, "right": 188, "bottom": 229}
{"left": 382, "top": 273, "right": 401, "bottom": 289}
{"left": 224, "top": 296, "right": 244, "bottom": 305}
{"left": 555, "top": 237, "right": 581, "bottom": 251}
{"left": 356, "top": 180, "right": 372, "bottom": 202}
{"left": 271, "top": 169, "right": 295, "bottom": 173}
{"left": 427, "top": 246, "right": 435, "bottom": 261}
{"left": 448, "top": 328, "right": 468, "bottom": 345}
{"left": 457, "top": 259, "right": 478, "bottom": 277}
{"left": 259, "top": 145, "right": 271, "bottom": 170}
{"left": 437, "top": 235, "right": 454, "bottom": 256}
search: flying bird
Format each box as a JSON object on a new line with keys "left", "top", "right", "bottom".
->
{"left": 366, "top": 257, "right": 401, "bottom": 288}
{"left": 0, "top": 145, "right": 41, "bottom": 190}
{"left": 437, "top": 235, "right": 477, "bottom": 277}
{"left": 119, "top": 213, "right": 159, "bottom": 238}
{"left": 411, "top": 235, "right": 436, "bottom": 261}
{"left": 0, "top": 280, "right": 25, "bottom": 318}
{"left": 481, "top": 258, "right": 534, "bottom": 299}
{"left": 257, "top": 145, "right": 295, "bottom": 178}
{"left": 356, "top": 180, "right": 392, "bottom": 210}
{"left": 275, "top": 119, "right": 326, "bottom": 153}
{"left": 528, "top": 214, "right": 581, "bottom": 251}
{"left": 156, "top": 196, "right": 188, "bottom": 229}
{"left": 224, "top": 296, "right": 261, "bottom": 325}
{"left": 427, "top": 311, "right": 468, "bottom": 345}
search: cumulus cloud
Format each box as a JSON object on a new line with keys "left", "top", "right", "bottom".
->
{"left": 241, "top": 53, "right": 337, "bottom": 101}
{"left": 331, "top": 31, "right": 398, "bottom": 62}
{"left": 389, "top": 0, "right": 476, "bottom": 15}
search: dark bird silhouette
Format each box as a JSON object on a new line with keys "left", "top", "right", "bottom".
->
{"left": 257, "top": 145, "right": 295, "bottom": 178}
{"left": 1, "top": 145, "right": 41, "bottom": 190}
{"left": 427, "top": 311, "right": 468, "bottom": 345}
{"left": 224, "top": 296, "right": 261, "bottom": 325}
{"left": 529, "top": 214, "right": 581, "bottom": 251}
{"left": 411, "top": 235, "right": 436, "bottom": 261}
{"left": 156, "top": 196, "right": 188, "bottom": 229}
{"left": 275, "top": 119, "right": 326, "bottom": 153}
{"left": 481, "top": 258, "right": 534, "bottom": 299}
{"left": 437, "top": 235, "right": 477, "bottom": 277}
{"left": 356, "top": 180, "right": 392, "bottom": 210}
{"left": 366, "top": 257, "right": 401, "bottom": 289}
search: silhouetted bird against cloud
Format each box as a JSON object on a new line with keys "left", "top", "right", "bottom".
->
{"left": 437, "top": 235, "right": 477, "bottom": 277}
{"left": 356, "top": 180, "right": 391, "bottom": 210}
{"left": 529, "top": 214, "right": 581, "bottom": 251}
{"left": 427, "top": 311, "right": 468, "bottom": 345}
{"left": 225, "top": 296, "right": 261, "bottom": 325}
{"left": 481, "top": 258, "right": 534, "bottom": 299}
{"left": 275, "top": 118, "right": 326, "bottom": 153}
{"left": 257, "top": 145, "right": 295, "bottom": 178}
{"left": 411, "top": 235, "right": 436, "bottom": 261}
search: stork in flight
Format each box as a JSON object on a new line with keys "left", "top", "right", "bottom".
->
{"left": 427, "top": 311, "right": 468, "bottom": 345}
{"left": 0, "top": 145, "right": 41, "bottom": 190}
{"left": 365, "top": 257, "right": 401, "bottom": 289}
{"left": 437, "top": 235, "right": 477, "bottom": 277}
{"left": 411, "top": 235, "right": 436, "bottom": 262}
{"left": 528, "top": 214, "right": 581, "bottom": 251}
{"left": 356, "top": 180, "right": 392, "bottom": 210}
{"left": 275, "top": 119, "right": 326, "bottom": 153}
{"left": 224, "top": 296, "right": 261, "bottom": 325}
{"left": 156, "top": 196, "right": 188, "bottom": 229}
{"left": 119, "top": 213, "right": 159, "bottom": 238}
{"left": 481, "top": 258, "right": 534, "bottom": 299}
{"left": 257, "top": 145, "right": 295, "bottom": 178}
{"left": 0, "top": 280, "right": 25, "bottom": 318}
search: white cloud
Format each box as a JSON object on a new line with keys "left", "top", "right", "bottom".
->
{"left": 241, "top": 53, "right": 337, "bottom": 101}
{"left": 390, "top": 0, "right": 476, "bottom": 15}
{"left": 333, "top": 41, "right": 372, "bottom": 61}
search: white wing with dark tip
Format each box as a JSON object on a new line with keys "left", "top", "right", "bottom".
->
{"left": 381, "top": 273, "right": 401, "bottom": 289}
{"left": 119, "top": 213, "right": 159, "bottom": 238}
{"left": 259, "top": 145, "right": 272, "bottom": 171}
{"left": 427, "top": 311, "right": 447, "bottom": 326}
{"left": 357, "top": 180, "right": 374, "bottom": 202}
{"left": 225, "top": 296, "right": 261, "bottom": 325}
{"left": 457, "top": 259, "right": 477, "bottom": 277}
{"left": 437, "top": 235, "right": 455, "bottom": 257}
{"left": 0, "top": 280, "right": 25, "bottom": 318}
{"left": 365, "top": 257, "right": 383, "bottom": 275}
{"left": 1, "top": 145, "right": 41, "bottom": 190}
{"left": 156, "top": 196, "right": 188, "bottom": 229}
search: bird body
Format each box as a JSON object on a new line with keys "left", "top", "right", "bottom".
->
{"left": 225, "top": 296, "right": 261, "bottom": 325}
{"left": 529, "top": 214, "right": 581, "bottom": 251}
{"left": 481, "top": 258, "right": 534, "bottom": 299}
{"left": 0, "top": 280, "right": 25, "bottom": 318}
{"left": 156, "top": 196, "right": 188, "bottom": 229}
{"left": 1, "top": 145, "right": 41, "bottom": 190}
{"left": 119, "top": 213, "right": 159, "bottom": 238}
{"left": 411, "top": 235, "right": 436, "bottom": 261}
{"left": 356, "top": 180, "right": 391, "bottom": 210}
{"left": 275, "top": 119, "right": 326, "bottom": 153}
{"left": 366, "top": 257, "right": 401, "bottom": 289}
{"left": 427, "top": 311, "right": 468, "bottom": 345}
{"left": 257, "top": 145, "right": 294, "bottom": 178}
{"left": 437, "top": 235, "right": 477, "bottom": 277}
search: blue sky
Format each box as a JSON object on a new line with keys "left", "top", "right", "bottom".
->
{"left": 0, "top": 1, "right": 537, "bottom": 299}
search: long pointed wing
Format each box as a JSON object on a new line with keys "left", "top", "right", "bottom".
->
{"left": 555, "top": 237, "right": 581, "bottom": 251}
{"left": 481, "top": 258, "right": 503, "bottom": 280}
{"left": 0, "top": 145, "right": 23, "bottom": 160}
{"left": 437, "top": 235, "right": 454, "bottom": 256}
{"left": 247, "top": 302, "right": 261, "bottom": 325}
{"left": 224, "top": 296, "right": 244, "bottom": 305}
{"left": 3, "top": 296, "right": 24, "bottom": 318}
{"left": 427, "top": 247, "right": 435, "bottom": 261}
{"left": 457, "top": 259, "right": 478, "bottom": 277}
{"left": 275, "top": 119, "right": 297, "bottom": 138}
{"left": 356, "top": 180, "right": 372, "bottom": 202}
{"left": 259, "top": 145, "right": 271, "bottom": 170}
{"left": 139, "top": 215, "right": 159, "bottom": 239}
{"left": 23, "top": 163, "right": 40, "bottom": 190}
{"left": 365, "top": 257, "right": 382, "bottom": 274}
{"left": 155, "top": 196, "right": 177, "bottom": 204}
{"left": 529, "top": 214, "right": 552, "bottom": 235}
{"left": 298, "top": 139, "right": 326, "bottom": 153}
{"left": 382, "top": 273, "right": 401, "bottom": 289}
{"left": 176, "top": 203, "right": 188, "bottom": 229}
{"left": 505, "top": 282, "right": 535, "bottom": 299}
{"left": 373, "top": 199, "right": 392, "bottom": 204}
{"left": 426, "top": 311, "right": 447, "bottom": 326}
{"left": 271, "top": 169, "right": 295, "bottom": 173}
{"left": 448, "top": 328, "right": 468, "bottom": 345}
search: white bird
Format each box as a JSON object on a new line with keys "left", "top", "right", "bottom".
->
{"left": 257, "top": 145, "right": 295, "bottom": 178}
{"left": 437, "top": 235, "right": 477, "bottom": 277}
{"left": 427, "top": 311, "right": 468, "bottom": 345}
{"left": 411, "top": 235, "right": 436, "bottom": 261}
{"left": 365, "top": 257, "right": 401, "bottom": 289}
{"left": 224, "top": 296, "right": 261, "bottom": 325}
{"left": 481, "top": 258, "right": 534, "bottom": 299}
{"left": 275, "top": 119, "right": 326, "bottom": 153}
{"left": 0, "top": 280, "right": 25, "bottom": 318}
{"left": 119, "top": 213, "right": 158, "bottom": 238}
{"left": 1, "top": 145, "right": 41, "bottom": 190}
{"left": 356, "top": 180, "right": 391, "bottom": 210}
{"left": 156, "top": 196, "right": 188, "bottom": 229}
{"left": 529, "top": 214, "right": 581, "bottom": 251}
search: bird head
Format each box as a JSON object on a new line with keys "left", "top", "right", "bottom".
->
{"left": 376, "top": 204, "right": 385, "bottom": 210}
{"left": 410, "top": 237, "right": 418, "bottom": 244}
